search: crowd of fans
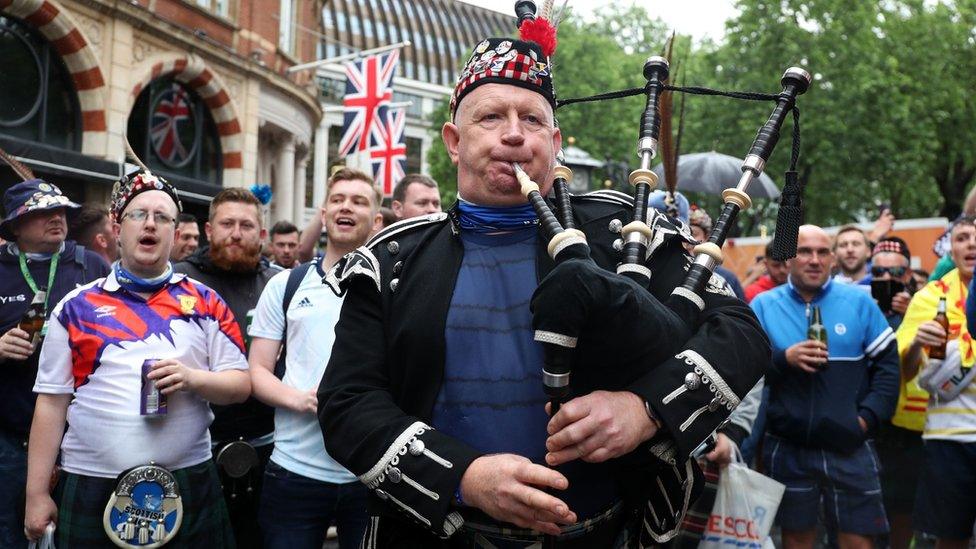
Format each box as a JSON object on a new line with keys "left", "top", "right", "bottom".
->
{"left": 0, "top": 165, "right": 973, "bottom": 549}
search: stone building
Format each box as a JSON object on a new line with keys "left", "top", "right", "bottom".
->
{"left": 0, "top": 0, "right": 322, "bottom": 220}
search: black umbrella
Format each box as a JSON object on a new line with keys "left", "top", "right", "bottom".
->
{"left": 652, "top": 151, "right": 780, "bottom": 199}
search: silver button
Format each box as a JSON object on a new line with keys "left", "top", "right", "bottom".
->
{"left": 707, "top": 397, "right": 722, "bottom": 412}
{"left": 387, "top": 241, "right": 400, "bottom": 255}
{"left": 612, "top": 238, "right": 623, "bottom": 252}
{"left": 392, "top": 261, "right": 403, "bottom": 275}
{"left": 408, "top": 439, "right": 425, "bottom": 456}
{"left": 683, "top": 372, "right": 701, "bottom": 391}
{"left": 375, "top": 489, "right": 389, "bottom": 500}
{"left": 387, "top": 468, "right": 402, "bottom": 483}
{"left": 390, "top": 279, "right": 399, "bottom": 292}
{"left": 609, "top": 219, "right": 623, "bottom": 233}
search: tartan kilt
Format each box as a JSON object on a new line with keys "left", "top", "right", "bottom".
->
{"left": 52, "top": 460, "right": 234, "bottom": 548}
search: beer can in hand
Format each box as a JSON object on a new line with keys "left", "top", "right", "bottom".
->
{"left": 141, "top": 359, "right": 167, "bottom": 417}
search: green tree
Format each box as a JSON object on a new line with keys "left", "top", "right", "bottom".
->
{"left": 425, "top": 99, "right": 457, "bottom": 205}
{"left": 683, "top": 0, "right": 976, "bottom": 226}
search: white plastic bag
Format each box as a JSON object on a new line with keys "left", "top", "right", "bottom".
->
{"left": 28, "top": 524, "right": 56, "bottom": 549}
{"left": 918, "top": 340, "right": 976, "bottom": 402}
{"left": 698, "top": 452, "right": 784, "bottom": 549}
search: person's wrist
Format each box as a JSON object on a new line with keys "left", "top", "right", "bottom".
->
{"left": 184, "top": 366, "right": 200, "bottom": 392}
{"left": 635, "top": 393, "right": 662, "bottom": 440}
{"left": 458, "top": 458, "right": 481, "bottom": 509}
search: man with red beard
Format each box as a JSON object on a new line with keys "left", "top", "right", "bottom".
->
{"left": 174, "top": 187, "right": 280, "bottom": 549}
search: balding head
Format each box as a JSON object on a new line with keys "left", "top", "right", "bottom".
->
{"left": 791, "top": 224, "right": 834, "bottom": 297}
{"left": 798, "top": 224, "right": 830, "bottom": 243}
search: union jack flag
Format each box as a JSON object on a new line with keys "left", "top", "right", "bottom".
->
{"left": 338, "top": 51, "right": 398, "bottom": 156}
{"left": 151, "top": 84, "right": 194, "bottom": 166}
{"left": 369, "top": 108, "right": 407, "bottom": 197}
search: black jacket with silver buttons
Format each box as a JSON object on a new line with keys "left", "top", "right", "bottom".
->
{"left": 318, "top": 191, "right": 769, "bottom": 544}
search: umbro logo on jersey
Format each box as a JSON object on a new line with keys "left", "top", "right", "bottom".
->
{"left": 295, "top": 297, "right": 313, "bottom": 309}
{"left": 94, "top": 305, "right": 116, "bottom": 318}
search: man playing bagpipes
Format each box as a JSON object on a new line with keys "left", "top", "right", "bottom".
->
{"left": 318, "top": 3, "right": 787, "bottom": 546}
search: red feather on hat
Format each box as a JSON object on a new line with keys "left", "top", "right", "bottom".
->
{"left": 519, "top": 17, "right": 557, "bottom": 57}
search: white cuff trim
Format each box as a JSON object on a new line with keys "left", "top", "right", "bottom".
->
{"left": 360, "top": 421, "right": 428, "bottom": 486}
{"left": 677, "top": 349, "right": 740, "bottom": 408}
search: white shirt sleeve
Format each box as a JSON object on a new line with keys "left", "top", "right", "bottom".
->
{"left": 248, "top": 269, "right": 288, "bottom": 341}
{"left": 34, "top": 299, "right": 75, "bottom": 394}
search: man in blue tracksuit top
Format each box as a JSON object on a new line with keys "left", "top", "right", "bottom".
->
{"left": 751, "top": 225, "right": 899, "bottom": 549}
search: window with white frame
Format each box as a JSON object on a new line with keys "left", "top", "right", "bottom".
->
{"left": 278, "top": 0, "right": 296, "bottom": 54}
{"left": 194, "top": 0, "right": 229, "bottom": 18}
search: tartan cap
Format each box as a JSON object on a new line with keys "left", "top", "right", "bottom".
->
{"left": 449, "top": 38, "right": 555, "bottom": 120}
{"left": 873, "top": 236, "right": 910, "bottom": 260}
{"left": 110, "top": 171, "right": 183, "bottom": 223}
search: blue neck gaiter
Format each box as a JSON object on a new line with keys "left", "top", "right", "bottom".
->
{"left": 457, "top": 198, "right": 539, "bottom": 233}
{"left": 114, "top": 262, "right": 173, "bottom": 294}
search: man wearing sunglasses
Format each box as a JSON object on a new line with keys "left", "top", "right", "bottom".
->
{"left": 868, "top": 237, "right": 922, "bottom": 549}
{"left": 870, "top": 237, "right": 915, "bottom": 321}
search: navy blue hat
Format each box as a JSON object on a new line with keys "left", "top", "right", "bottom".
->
{"left": 0, "top": 179, "right": 79, "bottom": 240}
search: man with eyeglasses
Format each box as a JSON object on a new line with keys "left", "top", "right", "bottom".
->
{"left": 174, "top": 187, "right": 281, "bottom": 549}
{"left": 24, "top": 171, "right": 249, "bottom": 546}
{"left": 751, "top": 224, "right": 899, "bottom": 549}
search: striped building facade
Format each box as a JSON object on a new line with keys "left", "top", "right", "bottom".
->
{"left": 0, "top": 0, "right": 321, "bottom": 220}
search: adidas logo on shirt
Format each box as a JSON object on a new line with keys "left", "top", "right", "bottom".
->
{"left": 295, "top": 297, "right": 313, "bottom": 309}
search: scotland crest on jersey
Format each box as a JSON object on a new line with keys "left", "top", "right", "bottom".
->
{"left": 103, "top": 464, "right": 183, "bottom": 547}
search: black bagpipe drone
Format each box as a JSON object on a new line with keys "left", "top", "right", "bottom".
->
{"left": 510, "top": 0, "right": 810, "bottom": 420}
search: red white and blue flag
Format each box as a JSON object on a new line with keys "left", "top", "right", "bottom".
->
{"left": 151, "top": 84, "right": 194, "bottom": 166}
{"left": 338, "top": 51, "right": 398, "bottom": 156}
{"left": 370, "top": 108, "right": 407, "bottom": 197}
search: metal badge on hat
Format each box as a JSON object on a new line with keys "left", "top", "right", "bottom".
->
{"left": 103, "top": 463, "right": 184, "bottom": 548}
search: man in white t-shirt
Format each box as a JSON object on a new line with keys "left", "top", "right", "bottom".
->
{"left": 248, "top": 168, "right": 382, "bottom": 549}
{"left": 23, "top": 171, "right": 251, "bottom": 547}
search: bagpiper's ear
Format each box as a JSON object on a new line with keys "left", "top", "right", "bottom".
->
{"left": 441, "top": 122, "right": 461, "bottom": 166}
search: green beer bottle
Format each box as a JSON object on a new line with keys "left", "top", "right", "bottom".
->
{"left": 807, "top": 305, "right": 828, "bottom": 345}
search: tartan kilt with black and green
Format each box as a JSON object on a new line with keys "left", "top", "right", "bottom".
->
{"left": 52, "top": 459, "right": 234, "bottom": 548}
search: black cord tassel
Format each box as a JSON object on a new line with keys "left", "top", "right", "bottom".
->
{"left": 771, "top": 170, "right": 804, "bottom": 260}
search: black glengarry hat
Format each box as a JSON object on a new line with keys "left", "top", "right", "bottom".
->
{"left": 449, "top": 4, "right": 558, "bottom": 119}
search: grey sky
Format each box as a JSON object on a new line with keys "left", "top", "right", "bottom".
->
{"left": 458, "top": 0, "right": 738, "bottom": 41}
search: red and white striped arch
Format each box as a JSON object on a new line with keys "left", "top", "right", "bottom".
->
{"left": 130, "top": 54, "right": 244, "bottom": 186}
{"left": 0, "top": 0, "right": 108, "bottom": 155}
